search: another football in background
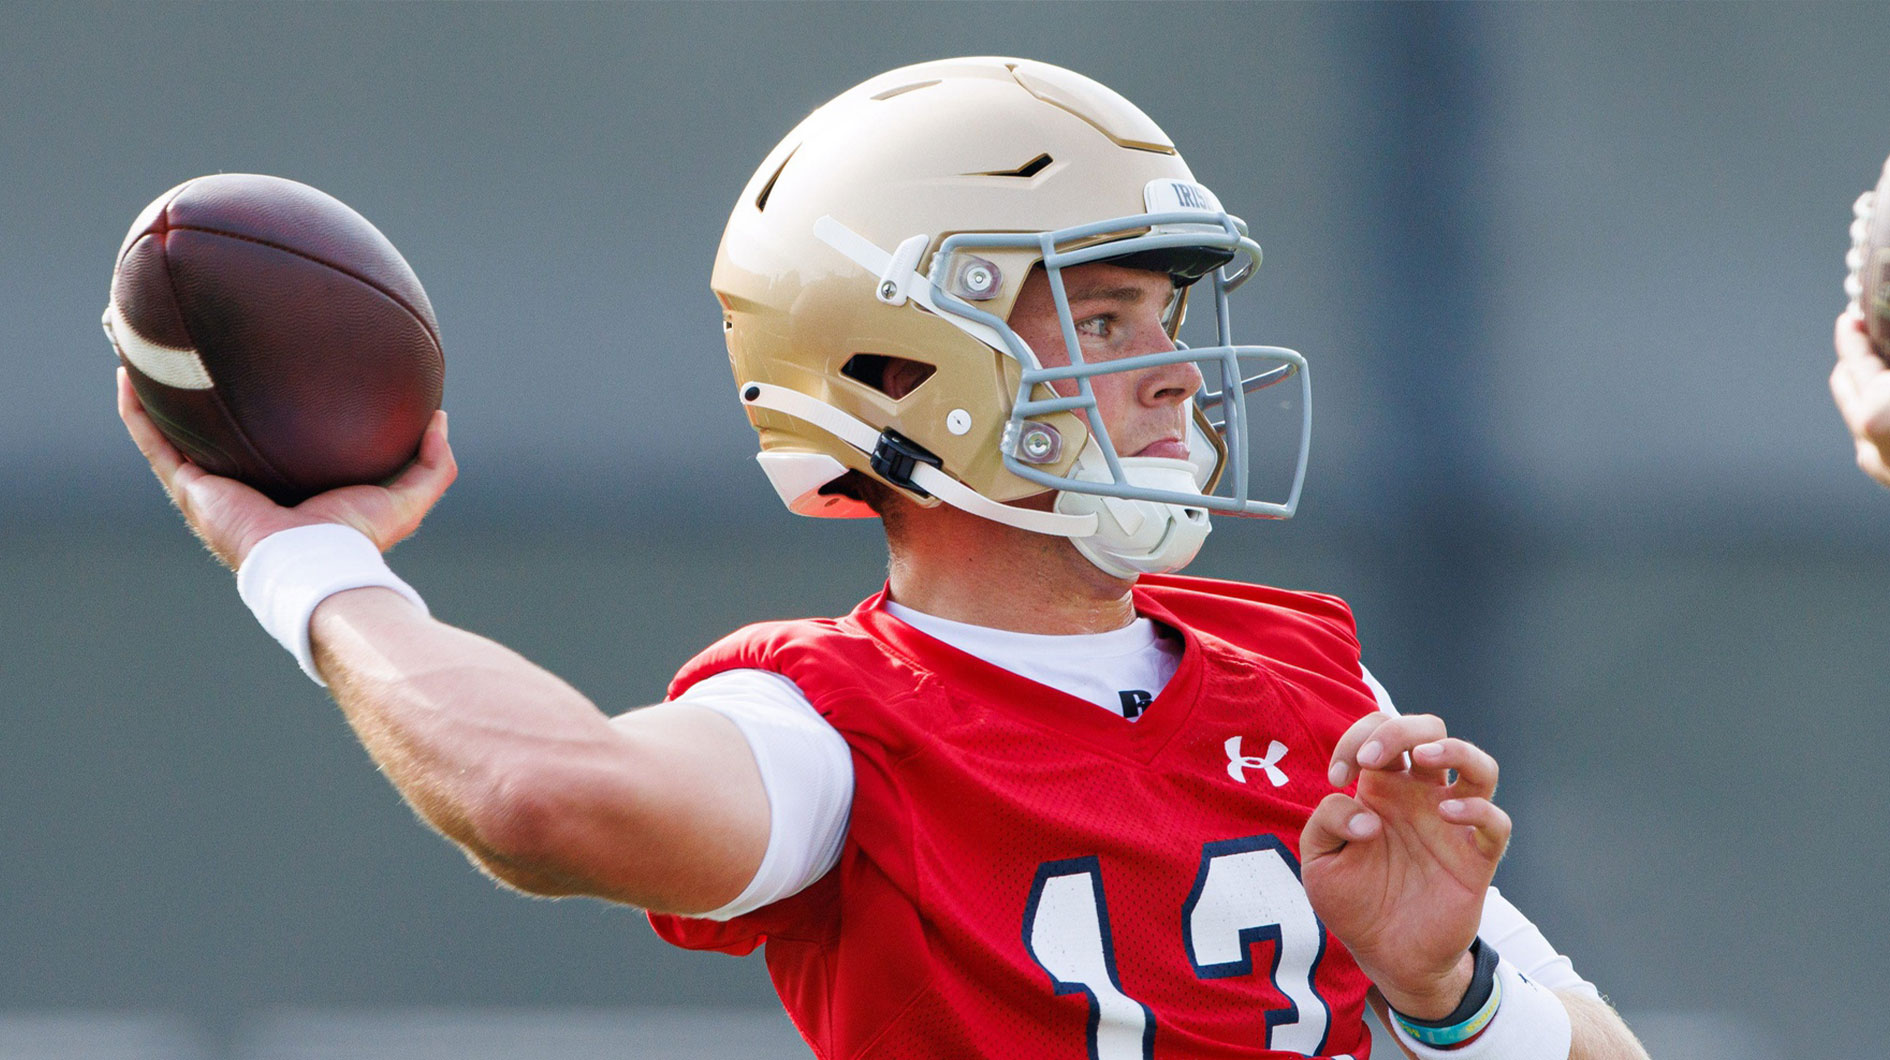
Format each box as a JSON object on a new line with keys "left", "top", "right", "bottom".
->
{"left": 104, "top": 173, "right": 444, "bottom": 504}
{"left": 1846, "top": 158, "right": 1890, "bottom": 359}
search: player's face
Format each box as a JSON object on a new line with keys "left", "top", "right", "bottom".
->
{"left": 1008, "top": 263, "right": 1201, "bottom": 462}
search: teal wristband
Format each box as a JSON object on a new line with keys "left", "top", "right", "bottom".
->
{"left": 1390, "top": 938, "right": 1503, "bottom": 1048}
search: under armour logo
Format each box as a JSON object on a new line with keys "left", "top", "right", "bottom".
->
{"left": 1225, "top": 736, "right": 1289, "bottom": 786}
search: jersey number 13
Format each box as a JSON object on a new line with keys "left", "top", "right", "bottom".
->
{"left": 1022, "top": 835, "right": 1344, "bottom": 1059}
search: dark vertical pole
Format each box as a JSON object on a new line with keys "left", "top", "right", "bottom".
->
{"left": 1343, "top": 6, "right": 1513, "bottom": 739}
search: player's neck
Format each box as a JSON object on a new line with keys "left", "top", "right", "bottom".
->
{"left": 882, "top": 499, "right": 1137, "bottom": 635}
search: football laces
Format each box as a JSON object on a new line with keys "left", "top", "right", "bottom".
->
{"left": 1847, "top": 189, "right": 1876, "bottom": 311}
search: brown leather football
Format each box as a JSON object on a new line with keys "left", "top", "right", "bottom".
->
{"left": 1847, "top": 158, "right": 1890, "bottom": 359}
{"left": 104, "top": 174, "right": 444, "bottom": 504}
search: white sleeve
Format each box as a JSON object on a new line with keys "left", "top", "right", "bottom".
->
{"left": 1478, "top": 887, "right": 1600, "bottom": 998}
{"left": 667, "top": 668, "right": 854, "bottom": 921}
{"left": 1358, "top": 662, "right": 1600, "bottom": 999}
{"left": 1358, "top": 661, "right": 1398, "bottom": 716}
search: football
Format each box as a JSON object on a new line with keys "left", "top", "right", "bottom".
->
{"left": 1846, "top": 157, "right": 1890, "bottom": 359}
{"left": 104, "top": 173, "right": 444, "bottom": 504}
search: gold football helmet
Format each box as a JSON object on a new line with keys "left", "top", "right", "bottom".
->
{"left": 713, "top": 57, "right": 1309, "bottom": 577}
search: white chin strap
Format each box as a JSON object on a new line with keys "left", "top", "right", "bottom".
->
{"left": 1054, "top": 442, "right": 1212, "bottom": 579}
{"left": 741, "top": 382, "right": 1212, "bottom": 580}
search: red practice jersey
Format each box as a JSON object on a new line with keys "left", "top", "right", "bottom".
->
{"left": 650, "top": 575, "right": 1383, "bottom": 1059}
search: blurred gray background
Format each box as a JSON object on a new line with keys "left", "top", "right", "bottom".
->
{"left": 4, "top": 3, "right": 1887, "bottom": 1058}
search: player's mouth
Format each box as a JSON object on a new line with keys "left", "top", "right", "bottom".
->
{"left": 1131, "top": 437, "right": 1189, "bottom": 460}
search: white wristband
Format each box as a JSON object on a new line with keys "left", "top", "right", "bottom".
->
{"left": 1389, "top": 959, "right": 1572, "bottom": 1060}
{"left": 236, "top": 523, "right": 428, "bottom": 686}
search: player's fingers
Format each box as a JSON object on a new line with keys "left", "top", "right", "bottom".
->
{"left": 1328, "top": 712, "right": 1393, "bottom": 787}
{"left": 1300, "top": 791, "right": 1379, "bottom": 860}
{"left": 351, "top": 413, "right": 456, "bottom": 549}
{"left": 380, "top": 413, "right": 453, "bottom": 500}
{"left": 1829, "top": 352, "right": 1890, "bottom": 452}
{"left": 1839, "top": 365, "right": 1890, "bottom": 449}
{"left": 1831, "top": 355, "right": 1858, "bottom": 414}
{"left": 1835, "top": 312, "right": 1883, "bottom": 369}
{"left": 427, "top": 410, "right": 454, "bottom": 469}
{"left": 1830, "top": 363, "right": 1861, "bottom": 436}
{"left": 1833, "top": 313, "right": 1890, "bottom": 422}
{"left": 1412, "top": 737, "right": 1499, "bottom": 797}
{"left": 1837, "top": 307, "right": 1867, "bottom": 353}
{"left": 1351, "top": 713, "right": 1450, "bottom": 774}
{"left": 116, "top": 367, "right": 188, "bottom": 490}
{"left": 1857, "top": 437, "right": 1890, "bottom": 487}
{"left": 1437, "top": 796, "right": 1511, "bottom": 859}
{"left": 398, "top": 411, "right": 456, "bottom": 488}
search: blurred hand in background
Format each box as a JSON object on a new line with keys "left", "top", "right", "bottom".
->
{"left": 1831, "top": 311, "right": 1890, "bottom": 488}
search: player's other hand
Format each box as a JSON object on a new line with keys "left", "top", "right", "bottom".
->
{"left": 1831, "top": 310, "right": 1890, "bottom": 488}
{"left": 1300, "top": 711, "right": 1509, "bottom": 1022}
{"left": 117, "top": 367, "right": 456, "bottom": 569}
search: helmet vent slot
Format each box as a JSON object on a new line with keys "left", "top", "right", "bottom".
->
{"left": 975, "top": 153, "right": 1054, "bottom": 179}
{"left": 870, "top": 79, "right": 941, "bottom": 101}
{"left": 754, "top": 147, "right": 798, "bottom": 213}
{"left": 842, "top": 354, "right": 936, "bottom": 400}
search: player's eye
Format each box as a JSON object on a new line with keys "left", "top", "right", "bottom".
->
{"left": 1075, "top": 314, "right": 1114, "bottom": 340}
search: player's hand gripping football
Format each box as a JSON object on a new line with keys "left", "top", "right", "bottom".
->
{"left": 1834, "top": 152, "right": 1890, "bottom": 489}
{"left": 117, "top": 367, "right": 456, "bottom": 568}
{"left": 1831, "top": 310, "right": 1890, "bottom": 488}
{"left": 1299, "top": 712, "right": 1509, "bottom": 1022}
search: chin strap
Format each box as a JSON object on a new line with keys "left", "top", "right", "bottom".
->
{"left": 739, "top": 382, "right": 1099, "bottom": 538}
{"left": 742, "top": 381, "right": 1215, "bottom": 580}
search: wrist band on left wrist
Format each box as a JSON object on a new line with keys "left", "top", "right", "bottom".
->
{"left": 1391, "top": 937, "right": 1501, "bottom": 1046}
{"left": 1389, "top": 952, "right": 1573, "bottom": 1060}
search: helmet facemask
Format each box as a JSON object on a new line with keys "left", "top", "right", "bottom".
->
{"left": 908, "top": 198, "right": 1309, "bottom": 576}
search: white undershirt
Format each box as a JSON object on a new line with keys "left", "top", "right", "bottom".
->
{"left": 883, "top": 599, "right": 1183, "bottom": 718}
{"left": 667, "top": 603, "right": 1596, "bottom": 998}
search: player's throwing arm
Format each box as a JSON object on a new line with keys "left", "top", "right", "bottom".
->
{"left": 109, "top": 176, "right": 777, "bottom": 918}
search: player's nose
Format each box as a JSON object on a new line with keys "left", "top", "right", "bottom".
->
{"left": 1136, "top": 329, "right": 1201, "bottom": 408}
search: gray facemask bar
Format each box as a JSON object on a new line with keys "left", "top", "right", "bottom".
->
{"left": 929, "top": 211, "right": 1312, "bottom": 519}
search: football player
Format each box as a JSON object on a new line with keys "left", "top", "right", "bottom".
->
{"left": 119, "top": 58, "right": 1648, "bottom": 1060}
